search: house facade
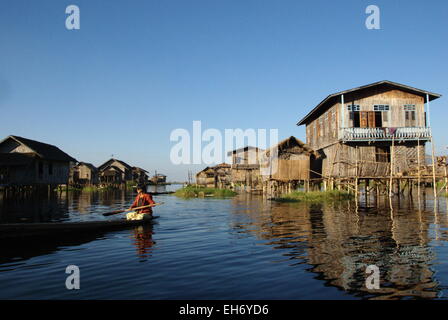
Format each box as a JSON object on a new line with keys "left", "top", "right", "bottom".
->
{"left": 132, "top": 167, "right": 149, "bottom": 184}
{"left": 71, "top": 162, "right": 99, "bottom": 186}
{"left": 0, "top": 135, "right": 77, "bottom": 186}
{"left": 297, "top": 81, "right": 441, "bottom": 178}
{"left": 98, "top": 158, "right": 133, "bottom": 184}
{"left": 260, "top": 136, "right": 319, "bottom": 194}
{"left": 196, "top": 163, "right": 231, "bottom": 188}
{"left": 227, "top": 146, "right": 263, "bottom": 190}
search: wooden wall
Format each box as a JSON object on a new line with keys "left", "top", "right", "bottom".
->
{"left": 320, "top": 142, "right": 426, "bottom": 178}
{"left": 305, "top": 87, "right": 427, "bottom": 152}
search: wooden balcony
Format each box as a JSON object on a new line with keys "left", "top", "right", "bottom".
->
{"left": 339, "top": 127, "right": 431, "bottom": 142}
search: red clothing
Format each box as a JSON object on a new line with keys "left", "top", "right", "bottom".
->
{"left": 130, "top": 193, "right": 155, "bottom": 214}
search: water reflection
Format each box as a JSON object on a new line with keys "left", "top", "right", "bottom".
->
{"left": 230, "top": 195, "right": 445, "bottom": 299}
{"left": 130, "top": 225, "right": 155, "bottom": 262}
{"left": 0, "top": 184, "right": 176, "bottom": 223}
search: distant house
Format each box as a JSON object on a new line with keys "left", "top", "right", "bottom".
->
{"left": 260, "top": 136, "right": 319, "bottom": 194}
{"left": 132, "top": 167, "right": 149, "bottom": 184}
{"left": 71, "top": 162, "right": 99, "bottom": 186}
{"left": 227, "top": 146, "right": 263, "bottom": 190}
{"left": 151, "top": 173, "right": 167, "bottom": 184}
{"left": 98, "top": 158, "right": 133, "bottom": 184}
{"left": 196, "top": 167, "right": 216, "bottom": 188}
{"left": 196, "top": 163, "right": 231, "bottom": 188}
{"left": 0, "top": 135, "right": 77, "bottom": 186}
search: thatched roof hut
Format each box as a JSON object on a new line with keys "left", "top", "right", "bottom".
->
{"left": 261, "top": 136, "right": 318, "bottom": 182}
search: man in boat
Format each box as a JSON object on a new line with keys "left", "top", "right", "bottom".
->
{"left": 126, "top": 184, "right": 156, "bottom": 221}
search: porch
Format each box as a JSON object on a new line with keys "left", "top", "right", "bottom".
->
{"left": 339, "top": 127, "right": 431, "bottom": 142}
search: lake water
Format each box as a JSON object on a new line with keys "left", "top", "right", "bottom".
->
{"left": 0, "top": 185, "right": 447, "bottom": 299}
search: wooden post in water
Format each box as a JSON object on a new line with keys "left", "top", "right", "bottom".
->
{"left": 417, "top": 138, "right": 421, "bottom": 198}
{"left": 389, "top": 136, "right": 395, "bottom": 198}
{"left": 444, "top": 157, "right": 448, "bottom": 196}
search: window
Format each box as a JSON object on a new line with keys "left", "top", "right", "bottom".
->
{"left": 374, "top": 105, "right": 390, "bottom": 111}
{"left": 49, "top": 163, "right": 53, "bottom": 175}
{"left": 347, "top": 104, "right": 360, "bottom": 111}
{"left": 376, "top": 146, "right": 390, "bottom": 163}
{"left": 404, "top": 104, "right": 416, "bottom": 111}
{"left": 404, "top": 105, "right": 416, "bottom": 127}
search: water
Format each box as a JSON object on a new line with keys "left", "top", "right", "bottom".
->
{"left": 0, "top": 186, "right": 448, "bottom": 299}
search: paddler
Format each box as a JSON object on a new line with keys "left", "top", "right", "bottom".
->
{"left": 126, "top": 184, "right": 156, "bottom": 220}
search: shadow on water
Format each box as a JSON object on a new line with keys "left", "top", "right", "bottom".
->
{"left": 0, "top": 224, "right": 156, "bottom": 265}
{"left": 0, "top": 187, "right": 166, "bottom": 265}
{"left": 229, "top": 192, "right": 447, "bottom": 300}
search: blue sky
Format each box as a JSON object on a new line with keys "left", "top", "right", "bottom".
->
{"left": 1, "top": 0, "right": 447, "bottom": 180}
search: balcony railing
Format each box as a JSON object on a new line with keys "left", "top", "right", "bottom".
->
{"left": 339, "top": 127, "right": 432, "bottom": 142}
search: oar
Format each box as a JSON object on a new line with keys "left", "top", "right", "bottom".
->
{"left": 102, "top": 203, "right": 163, "bottom": 216}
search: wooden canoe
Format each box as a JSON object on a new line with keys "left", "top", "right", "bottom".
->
{"left": 0, "top": 216, "right": 159, "bottom": 239}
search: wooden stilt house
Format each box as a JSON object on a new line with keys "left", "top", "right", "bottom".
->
{"left": 260, "top": 136, "right": 319, "bottom": 194}
{"left": 0, "top": 135, "right": 77, "bottom": 188}
{"left": 227, "top": 147, "right": 263, "bottom": 191}
{"left": 296, "top": 81, "right": 441, "bottom": 180}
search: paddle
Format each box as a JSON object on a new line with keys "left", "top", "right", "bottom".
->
{"left": 102, "top": 203, "right": 163, "bottom": 216}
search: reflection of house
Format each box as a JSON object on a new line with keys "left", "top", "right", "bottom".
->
{"left": 260, "top": 136, "right": 319, "bottom": 194}
{"left": 151, "top": 173, "right": 166, "bottom": 184}
{"left": 297, "top": 81, "right": 441, "bottom": 178}
{"left": 71, "top": 162, "right": 98, "bottom": 185}
{"left": 196, "top": 163, "right": 231, "bottom": 188}
{"left": 132, "top": 167, "right": 149, "bottom": 184}
{"left": 227, "top": 147, "right": 263, "bottom": 191}
{"left": 230, "top": 196, "right": 440, "bottom": 299}
{"left": 0, "top": 135, "right": 76, "bottom": 187}
{"left": 98, "top": 158, "right": 133, "bottom": 184}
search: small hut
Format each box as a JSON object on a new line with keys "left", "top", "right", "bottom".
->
{"left": 196, "top": 167, "right": 217, "bottom": 188}
{"left": 99, "top": 165, "right": 124, "bottom": 184}
{"left": 71, "top": 162, "right": 98, "bottom": 186}
{"left": 132, "top": 167, "right": 149, "bottom": 184}
{"left": 195, "top": 163, "right": 231, "bottom": 188}
{"left": 151, "top": 173, "right": 167, "bottom": 184}
{"left": 227, "top": 146, "right": 263, "bottom": 192}
{"left": 98, "top": 159, "right": 133, "bottom": 183}
{"left": 260, "top": 136, "right": 319, "bottom": 195}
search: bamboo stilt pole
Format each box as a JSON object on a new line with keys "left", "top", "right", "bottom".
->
{"left": 431, "top": 136, "right": 437, "bottom": 199}
{"left": 389, "top": 136, "right": 395, "bottom": 198}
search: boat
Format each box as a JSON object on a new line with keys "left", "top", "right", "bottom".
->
{"left": 0, "top": 216, "right": 159, "bottom": 239}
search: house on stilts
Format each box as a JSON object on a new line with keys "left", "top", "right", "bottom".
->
{"left": 296, "top": 80, "right": 442, "bottom": 191}
{"left": 260, "top": 136, "right": 320, "bottom": 195}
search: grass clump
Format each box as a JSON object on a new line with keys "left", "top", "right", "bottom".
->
{"left": 272, "top": 190, "right": 353, "bottom": 203}
{"left": 174, "top": 186, "right": 237, "bottom": 198}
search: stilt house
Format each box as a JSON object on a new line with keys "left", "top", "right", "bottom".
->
{"left": 227, "top": 146, "right": 263, "bottom": 191}
{"left": 297, "top": 81, "right": 441, "bottom": 179}
{"left": 260, "top": 136, "right": 319, "bottom": 194}
{"left": 0, "top": 135, "right": 76, "bottom": 187}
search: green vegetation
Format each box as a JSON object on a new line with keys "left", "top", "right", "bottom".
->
{"left": 55, "top": 185, "right": 120, "bottom": 192}
{"left": 174, "top": 186, "right": 237, "bottom": 198}
{"left": 272, "top": 190, "right": 353, "bottom": 203}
